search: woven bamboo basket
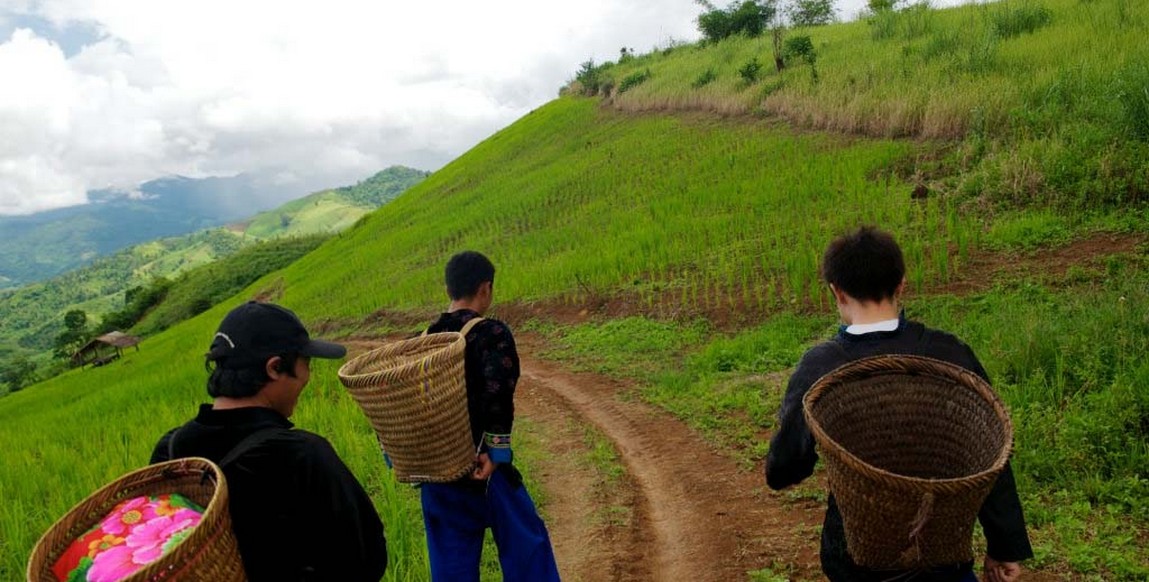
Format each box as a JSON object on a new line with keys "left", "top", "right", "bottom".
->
{"left": 337, "top": 320, "right": 482, "bottom": 483}
{"left": 27, "top": 457, "right": 246, "bottom": 582}
{"left": 802, "top": 355, "right": 1013, "bottom": 569}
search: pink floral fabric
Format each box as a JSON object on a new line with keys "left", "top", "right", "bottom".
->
{"left": 52, "top": 494, "right": 204, "bottom": 582}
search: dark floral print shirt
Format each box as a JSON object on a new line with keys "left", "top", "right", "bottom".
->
{"left": 426, "top": 309, "right": 519, "bottom": 464}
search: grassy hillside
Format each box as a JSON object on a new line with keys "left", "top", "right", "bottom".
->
{"left": 130, "top": 235, "right": 328, "bottom": 336}
{"left": 1, "top": 1, "right": 1146, "bottom": 579}
{"left": 581, "top": 0, "right": 1148, "bottom": 211}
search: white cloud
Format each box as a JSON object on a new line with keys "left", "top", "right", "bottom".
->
{"left": 0, "top": 0, "right": 987, "bottom": 216}
{"left": 0, "top": 0, "right": 702, "bottom": 215}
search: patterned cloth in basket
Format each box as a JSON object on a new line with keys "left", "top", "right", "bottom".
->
{"left": 51, "top": 494, "right": 204, "bottom": 582}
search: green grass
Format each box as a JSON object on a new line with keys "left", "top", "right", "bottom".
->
{"left": 528, "top": 251, "right": 1149, "bottom": 578}
{"left": 588, "top": 0, "right": 1149, "bottom": 211}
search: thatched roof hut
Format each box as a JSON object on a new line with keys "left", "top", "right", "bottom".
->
{"left": 72, "top": 331, "right": 141, "bottom": 368}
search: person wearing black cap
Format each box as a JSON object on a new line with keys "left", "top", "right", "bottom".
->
{"left": 151, "top": 301, "right": 388, "bottom": 581}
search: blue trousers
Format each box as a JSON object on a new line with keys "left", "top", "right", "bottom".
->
{"left": 420, "top": 469, "right": 560, "bottom": 582}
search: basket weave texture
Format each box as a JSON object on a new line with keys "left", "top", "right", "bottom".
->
{"left": 27, "top": 457, "right": 246, "bottom": 582}
{"left": 802, "top": 355, "right": 1013, "bottom": 569}
{"left": 337, "top": 319, "right": 482, "bottom": 483}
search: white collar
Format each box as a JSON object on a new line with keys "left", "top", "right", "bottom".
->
{"left": 845, "top": 318, "right": 901, "bottom": 335}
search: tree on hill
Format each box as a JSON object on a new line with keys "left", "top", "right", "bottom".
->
{"left": 0, "top": 356, "right": 36, "bottom": 393}
{"left": 696, "top": 0, "right": 779, "bottom": 42}
{"left": 53, "top": 309, "right": 91, "bottom": 360}
{"left": 787, "top": 0, "right": 837, "bottom": 26}
{"left": 335, "top": 166, "right": 430, "bottom": 207}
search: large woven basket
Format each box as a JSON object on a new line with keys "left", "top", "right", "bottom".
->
{"left": 27, "top": 457, "right": 246, "bottom": 582}
{"left": 802, "top": 355, "right": 1013, "bottom": 569}
{"left": 337, "top": 320, "right": 482, "bottom": 483}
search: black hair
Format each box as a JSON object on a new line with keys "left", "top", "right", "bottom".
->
{"left": 205, "top": 352, "right": 300, "bottom": 398}
{"left": 820, "top": 226, "right": 905, "bottom": 303}
{"left": 445, "top": 251, "right": 496, "bottom": 300}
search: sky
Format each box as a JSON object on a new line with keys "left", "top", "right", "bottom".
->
{"left": 0, "top": 0, "right": 891, "bottom": 216}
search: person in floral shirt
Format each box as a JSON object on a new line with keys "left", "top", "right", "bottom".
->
{"left": 415, "top": 251, "right": 560, "bottom": 582}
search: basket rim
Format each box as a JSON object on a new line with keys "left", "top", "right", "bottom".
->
{"left": 337, "top": 332, "right": 464, "bottom": 384}
{"left": 27, "top": 457, "right": 231, "bottom": 582}
{"left": 801, "top": 354, "right": 1014, "bottom": 492}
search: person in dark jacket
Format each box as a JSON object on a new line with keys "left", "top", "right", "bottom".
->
{"left": 152, "top": 301, "right": 388, "bottom": 582}
{"left": 415, "top": 251, "right": 560, "bottom": 582}
{"left": 765, "top": 227, "right": 1033, "bottom": 582}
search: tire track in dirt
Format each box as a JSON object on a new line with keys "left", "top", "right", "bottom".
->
{"left": 518, "top": 355, "right": 822, "bottom": 581}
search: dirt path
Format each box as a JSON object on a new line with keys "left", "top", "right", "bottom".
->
{"left": 517, "top": 352, "right": 822, "bottom": 581}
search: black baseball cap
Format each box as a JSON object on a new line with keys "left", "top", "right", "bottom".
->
{"left": 207, "top": 301, "right": 346, "bottom": 368}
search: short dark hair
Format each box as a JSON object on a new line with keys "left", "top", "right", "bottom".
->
{"left": 205, "top": 352, "right": 300, "bottom": 398}
{"left": 820, "top": 226, "right": 905, "bottom": 303}
{"left": 445, "top": 251, "right": 496, "bottom": 300}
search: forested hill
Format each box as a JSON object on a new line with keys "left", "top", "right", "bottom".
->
{"left": 0, "top": 174, "right": 269, "bottom": 288}
{"left": 0, "top": 166, "right": 428, "bottom": 288}
{"left": 0, "top": 165, "right": 426, "bottom": 368}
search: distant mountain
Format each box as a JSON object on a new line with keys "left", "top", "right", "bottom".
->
{"left": 242, "top": 166, "right": 430, "bottom": 238}
{"left": 0, "top": 165, "right": 428, "bottom": 361}
{"left": 0, "top": 174, "right": 280, "bottom": 288}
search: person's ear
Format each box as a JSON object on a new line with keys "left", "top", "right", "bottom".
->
{"left": 265, "top": 356, "right": 283, "bottom": 380}
{"left": 895, "top": 277, "right": 907, "bottom": 297}
{"left": 829, "top": 284, "right": 847, "bottom": 304}
{"left": 481, "top": 281, "right": 492, "bottom": 299}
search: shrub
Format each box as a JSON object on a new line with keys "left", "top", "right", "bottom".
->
{"left": 991, "top": 2, "right": 1053, "bottom": 38}
{"left": 868, "top": 8, "right": 899, "bottom": 40}
{"left": 782, "top": 35, "right": 816, "bottom": 64}
{"left": 574, "top": 59, "right": 612, "bottom": 96}
{"left": 901, "top": 1, "right": 935, "bottom": 39}
{"left": 1116, "top": 62, "right": 1149, "bottom": 141}
{"left": 693, "top": 68, "right": 718, "bottom": 88}
{"left": 738, "top": 57, "right": 763, "bottom": 83}
{"left": 619, "top": 69, "right": 652, "bottom": 93}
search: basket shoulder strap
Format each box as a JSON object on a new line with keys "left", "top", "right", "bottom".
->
{"left": 218, "top": 427, "right": 283, "bottom": 469}
{"left": 459, "top": 316, "right": 486, "bottom": 338}
{"left": 420, "top": 316, "right": 486, "bottom": 338}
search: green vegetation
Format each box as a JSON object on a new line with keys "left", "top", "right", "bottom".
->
{"left": 0, "top": 167, "right": 426, "bottom": 383}
{"left": 1, "top": 1, "right": 1146, "bottom": 578}
{"left": 243, "top": 167, "right": 429, "bottom": 238}
{"left": 0, "top": 228, "right": 245, "bottom": 356}
{"left": 580, "top": 0, "right": 1148, "bottom": 211}
{"left": 131, "top": 235, "right": 327, "bottom": 336}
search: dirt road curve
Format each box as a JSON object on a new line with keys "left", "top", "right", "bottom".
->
{"left": 517, "top": 355, "right": 822, "bottom": 581}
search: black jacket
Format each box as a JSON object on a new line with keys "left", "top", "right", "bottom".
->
{"left": 765, "top": 318, "right": 1033, "bottom": 581}
{"left": 152, "top": 405, "right": 388, "bottom": 582}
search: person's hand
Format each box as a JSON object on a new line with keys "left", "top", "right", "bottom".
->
{"left": 471, "top": 452, "right": 497, "bottom": 480}
{"left": 984, "top": 555, "right": 1023, "bottom": 582}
